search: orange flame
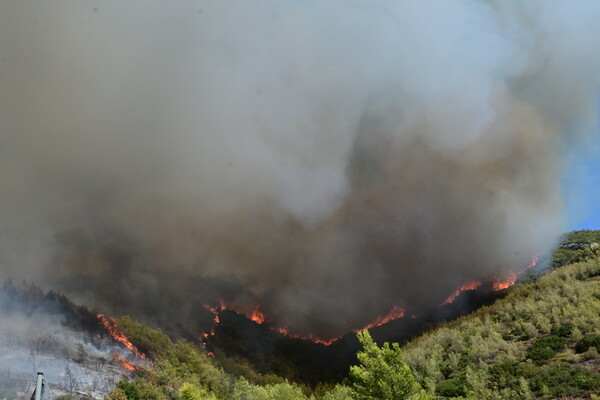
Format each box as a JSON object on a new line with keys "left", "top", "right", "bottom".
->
{"left": 250, "top": 308, "right": 265, "bottom": 324}
{"left": 275, "top": 305, "right": 405, "bottom": 345}
{"left": 204, "top": 302, "right": 267, "bottom": 325}
{"left": 525, "top": 253, "right": 539, "bottom": 270}
{"left": 98, "top": 314, "right": 150, "bottom": 364}
{"left": 492, "top": 253, "right": 539, "bottom": 290}
{"left": 203, "top": 301, "right": 408, "bottom": 346}
{"left": 112, "top": 353, "right": 136, "bottom": 371}
{"left": 440, "top": 280, "right": 483, "bottom": 305}
{"left": 277, "top": 327, "right": 342, "bottom": 346}
{"left": 492, "top": 270, "right": 517, "bottom": 290}
{"left": 355, "top": 305, "right": 405, "bottom": 332}
{"left": 201, "top": 254, "right": 540, "bottom": 345}
{"left": 441, "top": 253, "right": 539, "bottom": 305}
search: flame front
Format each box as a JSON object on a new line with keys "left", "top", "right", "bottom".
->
{"left": 112, "top": 353, "right": 136, "bottom": 371}
{"left": 355, "top": 305, "right": 405, "bottom": 332}
{"left": 98, "top": 313, "right": 151, "bottom": 369}
{"left": 441, "top": 280, "right": 483, "bottom": 306}
{"left": 277, "top": 327, "right": 342, "bottom": 346}
{"left": 442, "top": 253, "right": 539, "bottom": 305}
{"left": 201, "top": 254, "right": 539, "bottom": 346}
{"left": 202, "top": 301, "right": 345, "bottom": 346}
{"left": 492, "top": 271, "right": 517, "bottom": 290}
{"left": 202, "top": 301, "right": 406, "bottom": 346}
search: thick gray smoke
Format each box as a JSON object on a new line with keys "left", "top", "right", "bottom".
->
{"left": 1, "top": 1, "right": 599, "bottom": 338}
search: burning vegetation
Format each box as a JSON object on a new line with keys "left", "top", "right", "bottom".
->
{"left": 97, "top": 314, "right": 151, "bottom": 370}
{"left": 200, "top": 254, "right": 539, "bottom": 347}
{"left": 442, "top": 253, "right": 539, "bottom": 305}
{"left": 2, "top": 0, "right": 594, "bottom": 344}
{"left": 1, "top": 0, "right": 600, "bottom": 397}
{"left": 0, "top": 282, "right": 145, "bottom": 398}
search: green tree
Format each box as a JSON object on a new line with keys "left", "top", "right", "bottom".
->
{"left": 347, "top": 330, "right": 420, "bottom": 400}
{"left": 321, "top": 385, "right": 353, "bottom": 400}
{"left": 105, "top": 388, "right": 128, "bottom": 400}
{"left": 116, "top": 382, "right": 141, "bottom": 400}
{"left": 179, "top": 382, "right": 217, "bottom": 400}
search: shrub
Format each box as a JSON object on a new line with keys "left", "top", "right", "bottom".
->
{"left": 117, "top": 382, "right": 141, "bottom": 400}
{"left": 489, "top": 361, "right": 523, "bottom": 390}
{"left": 529, "top": 362, "right": 599, "bottom": 398}
{"left": 550, "top": 324, "right": 573, "bottom": 338}
{"left": 526, "top": 335, "right": 565, "bottom": 364}
{"left": 321, "top": 385, "right": 353, "bottom": 400}
{"left": 435, "top": 377, "right": 467, "bottom": 398}
{"left": 105, "top": 389, "right": 128, "bottom": 400}
{"left": 573, "top": 371, "right": 600, "bottom": 391}
{"left": 575, "top": 333, "right": 600, "bottom": 353}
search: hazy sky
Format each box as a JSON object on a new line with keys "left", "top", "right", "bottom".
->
{"left": 565, "top": 105, "right": 600, "bottom": 230}
{"left": 566, "top": 160, "right": 600, "bottom": 230}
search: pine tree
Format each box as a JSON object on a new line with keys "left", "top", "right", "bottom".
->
{"left": 347, "top": 330, "right": 421, "bottom": 400}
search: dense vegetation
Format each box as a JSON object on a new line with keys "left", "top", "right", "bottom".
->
{"left": 401, "top": 258, "right": 600, "bottom": 399}
{"left": 105, "top": 319, "right": 432, "bottom": 400}
{"left": 107, "top": 232, "right": 600, "bottom": 400}
{"left": 552, "top": 229, "right": 600, "bottom": 268}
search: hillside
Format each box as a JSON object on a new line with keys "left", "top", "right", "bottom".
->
{"left": 401, "top": 257, "right": 600, "bottom": 399}
{"left": 98, "top": 232, "right": 600, "bottom": 400}
{"left": 0, "top": 281, "right": 147, "bottom": 399}
{"left": 552, "top": 230, "right": 600, "bottom": 268}
{"left": 5, "top": 232, "right": 599, "bottom": 399}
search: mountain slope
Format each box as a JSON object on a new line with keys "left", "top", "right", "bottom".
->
{"left": 107, "top": 247, "right": 600, "bottom": 399}
{"left": 402, "top": 258, "right": 600, "bottom": 399}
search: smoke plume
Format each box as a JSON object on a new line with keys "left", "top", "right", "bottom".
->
{"left": 1, "top": 1, "right": 599, "bottom": 338}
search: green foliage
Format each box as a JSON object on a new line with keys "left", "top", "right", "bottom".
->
{"left": 527, "top": 362, "right": 600, "bottom": 397}
{"left": 215, "top": 351, "right": 287, "bottom": 386}
{"left": 489, "top": 361, "right": 524, "bottom": 392}
{"left": 265, "top": 382, "right": 309, "bottom": 399}
{"left": 347, "top": 330, "right": 420, "bottom": 400}
{"left": 526, "top": 335, "right": 565, "bottom": 364}
{"left": 55, "top": 396, "right": 77, "bottom": 400}
{"left": 552, "top": 230, "right": 600, "bottom": 267}
{"left": 105, "top": 319, "right": 315, "bottom": 400}
{"left": 550, "top": 324, "right": 573, "bottom": 338}
{"left": 118, "top": 316, "right": 174, "bottom": 359}
{"left": 103, "top": 235, "right": 600, "bottom": 400}
{"left": 117, "top": 381, "right": 141, "bottom": 400}
{"left": 232, "top": 376, "right": 310, "bottom": 399}
{"left": 321, "top": 385, "right": 353, "bottom": 400}
{"left": 403, "top": 256, "right": 600, "bottom": 399}
{"left": 435, "top": 376, "right": 467, "bottom": 397}
{"left": 575, "top": 332, "right": 600, "bottom": 353}
{"left": 180, "top": 382, "right": 217, "bottom": 400}
{"left": 105, "top": 389, "right": 128, "bottom": 400}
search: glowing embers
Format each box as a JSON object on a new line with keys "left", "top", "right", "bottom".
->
{"left": 98, "top": 313, "right": 151, "bottom": 370}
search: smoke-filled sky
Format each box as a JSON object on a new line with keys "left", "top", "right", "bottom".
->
{"left": 1, "top": 0, "right": 600, "bottom": 338}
